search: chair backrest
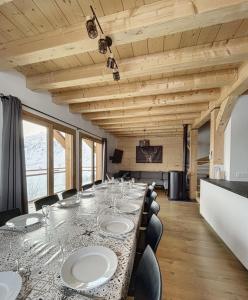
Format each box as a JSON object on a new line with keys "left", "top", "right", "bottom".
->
{"left": 134, "top": 245, "right": 162, "bottom": 300}
{"left": 34, "top": 194, "right": 59, "bottom": 211}
{"left": 61, "top": 188, "right": 77, "bottom": 199}
{"left": 95, "top": 180, "right": 102, "bottom": 185}
{"left": 0, "top": 208, "right": 21, "bottom": 226}
{"left": 82, "top": 183, "right": 93, "bottom": 191}
{"left": 144, "top": 195, "right": 153, "bottom": 212}
{"left": 151, "top": 191, "right": 158, "bottom": 201}
{"left": 148, "top": 201, "right": 160, "bottom": 221}
{"left": 146, "top": 185, "right": 154, "bottom": 198}
{"left": 146, "top": 214, "right": 163, "bottom": 253}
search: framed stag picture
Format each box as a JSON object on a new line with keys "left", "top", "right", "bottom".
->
{"left": 136, "top": 146, "right": 163, "bottom": 163}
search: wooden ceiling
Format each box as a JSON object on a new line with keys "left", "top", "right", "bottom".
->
{"left": 1, "top": 0, "right": 248, "bottom": 137}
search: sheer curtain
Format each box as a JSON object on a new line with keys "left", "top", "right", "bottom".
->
{"left": 0, "top": 95, "right": 28, "bottom": 213}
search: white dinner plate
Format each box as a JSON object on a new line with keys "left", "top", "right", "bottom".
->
{"left": 6, "top": 213, "right": 43, "bottom": 228}
{"left": 57, "top": 198, "right": 80, "bottom": 208}
{"left": 99, "top": 215, "right": 134, "bottom": 235}
{"left": 132, "top": 186, "right": 146, "bottom": 191}
{"left": 116, "top": 203, "right": 140, "bottom": 214}
{"left": 134, "top": 183, "right": 146, "bottom": 186}
{"left": 61, "top": 246, "right": 118, "bottom": 291}
{"left": 128, "top": 192, "right": 143, "bottom": 198}
{"left": 81, "top": 191, "right": 95, "bottom": 198}
{"left": 0, "top": 272, "right": 22, "bottom": 300}
{"left": 95, "top": 184, "right": 107, "bottom": 190}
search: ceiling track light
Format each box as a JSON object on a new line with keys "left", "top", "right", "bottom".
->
{"left": 113, "top": 68, "right": 120, "bottom": 81}
{"left": 107, "top": 53, "right": 116, "bottom": 69}
{"left": 85, "top": 16, "right": 98, "bottom": 39}
{"left": 86, "top": 5, "right": 120, "bottom": 81}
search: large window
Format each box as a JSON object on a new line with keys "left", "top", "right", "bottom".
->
{"left": 53, "top": 129, "right": 74, "bottom": 193}
{"left": 80, "top": 135, "right": 103, "bottom": 187}
{"left": 23, "top": 120, "right": 48, "bottom": 200}
{"left": 23, "top": 112, "right": 76, "bottom": 201}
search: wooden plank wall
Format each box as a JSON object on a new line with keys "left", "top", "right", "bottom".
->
{"left": 116, "top": 136, "right": 183, "bottom": 172}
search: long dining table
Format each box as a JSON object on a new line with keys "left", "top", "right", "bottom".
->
{"left": 0, "top": 182, "right": 146, "bottom": 300}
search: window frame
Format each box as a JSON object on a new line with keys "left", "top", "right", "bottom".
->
{"left": 79, "top": 132, "right": 103, "bottom": 189}
{"left": 22, "top": 111, "right": 76, "bottom": 199}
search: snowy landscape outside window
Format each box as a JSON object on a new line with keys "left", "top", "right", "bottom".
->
{"left": 22, "top": 114, "right": 76, "bottom": 202}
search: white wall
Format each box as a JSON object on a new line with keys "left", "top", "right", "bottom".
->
{"left": 0, "top": 70, "right": 117, "bottom": 186}
{"left": 224, "top": 95, "right": 248, "bottom": 181}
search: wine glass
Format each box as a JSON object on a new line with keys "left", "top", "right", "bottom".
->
{"left": 42, "top": 205, "right": 50, "bottom": 225}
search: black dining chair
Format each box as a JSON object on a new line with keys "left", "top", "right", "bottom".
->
{"left": 61, "top": 188, "right": 77, "bottom": 199}
{"left": 0, "top": 208, "right": 21, "bottom": 226}
{"left": 94, "top": 180, "right": 102, "bottom": 185}
{"left": 34, "top": 194, "right": 59, "bottom": 211}
{"left": 151, "top": 191, "right": 158, "bottom": 201}
{"left": 148, "top": 201, "right": 160, "bottom": 222}
{"left": 129, "top": 245, "right": 162, "bottom": 300}
{"left": 146, "top": 185, "right": 154, "bottom": 198}
{"left": 135, "top": 214, "right": 163, "bottom": 276}
{"left": 145, "top": 214, "right": 163, "bottom": 253}
{"left": 82, "top": 183, "right": 93, "bottom": 191}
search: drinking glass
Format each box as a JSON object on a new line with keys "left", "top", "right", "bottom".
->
{"left": 42, "top": 205, "right": 50, "bottom": 225}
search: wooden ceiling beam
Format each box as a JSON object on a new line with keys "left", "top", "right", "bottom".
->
{"left": 216, "top": 61, "right": 248, "bottom": 131}
{"left": 114, "top": 133, "right": 183, "bottom": 137}
{"left": 69, "top": 90, "right": 218, "bottom": 113}
{"left": 109, "top": 126, "right": 183, "bottom": 133}
{"left": 52, "top": 70, "right": 231, "bottom": 104}
{"left": 2, "top": 0, "right": 248, "bottom": 68}
{"left": 193, "top": 62, "right": 248, "bottom": 129}
{"left": 108, "top": 128, "right": 183, "bottom": 136}
{"left": 25, "top": 35, "right": 248, "bottom": 90}
{"left": 83, "top": 103, "right": 208, "bottom": 120}
{"left": 110, "top": 128, "right": 183, "bottom": 134}
{"left": 0, "top": 0, "right": 13, "bottom": 4}
{"left": 102, "top": 122, "right": 191, "bottom": 130}
{"left": 94, "top": 113, "right": 200, "bottom": 126}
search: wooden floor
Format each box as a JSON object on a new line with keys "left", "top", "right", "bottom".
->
{"left": 156, "top": 191, "right": 248, "bottom": 300}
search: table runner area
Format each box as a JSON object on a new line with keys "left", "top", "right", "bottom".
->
{"left": 0, "top": 184, "right": 146, "bottom": 300}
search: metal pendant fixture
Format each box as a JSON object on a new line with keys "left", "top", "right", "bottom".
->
{"left": 85, "top": 16, "right": 98, "bottom": 39}
{"left": 139, "top": 130, "right": 150, "bottom": 147}
{"left": 86, "top": 6, "right": 120, "bottom": 81}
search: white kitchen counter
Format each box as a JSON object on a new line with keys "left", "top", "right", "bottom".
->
{"left": 200, "top": 179, "right": 248, "bottom": 270}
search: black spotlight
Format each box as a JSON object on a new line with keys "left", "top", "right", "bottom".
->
{"left": 98, "top": 36, "right": 112, "bottom": 54}
{"left": 98, "top": 36, "right": 108, "bottom": 54}
{"left": 86, "top": 16, "right": 98, "bottom": 39}
{"left": 107, "top": 54, "right": 116, "bottom": 69}
{"left": 113, "top": 68, "right": 120, "bottom": 81}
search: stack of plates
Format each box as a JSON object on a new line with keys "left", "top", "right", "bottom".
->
{"left": 61, "top": 246, "right": 118, "bottom": 291}
{"left": 0, "top": 272, "right": 22, "bottom": 300}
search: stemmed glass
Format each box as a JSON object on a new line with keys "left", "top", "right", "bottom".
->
{"left": 42, "top": 205, "right": 50, "bottom": 226}
{"left": 9, "top": 235, "right": 31, "bottom": 275}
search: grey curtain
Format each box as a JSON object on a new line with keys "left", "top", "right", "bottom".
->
{"left": 102, "top": 138, "right": 107, "bottom": 180}
{"left": 0, "top": 95, "right": 28, "bottom": 214}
